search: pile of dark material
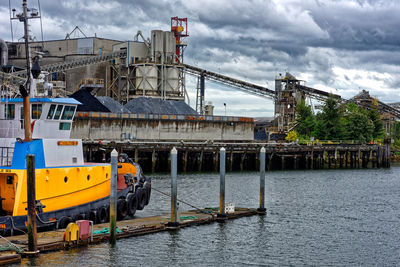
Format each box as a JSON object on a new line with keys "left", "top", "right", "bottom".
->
{"left": 71, "top": 89, "right": 198, "bottom": 115}
{"left": 96, "top": 96, "right": 129, "bottom": 113}
{"left": 70, "top": 89, "right": 110, "bottom": 112}
{"left": 124, "top": 97, "right": 198, "bottom": 115}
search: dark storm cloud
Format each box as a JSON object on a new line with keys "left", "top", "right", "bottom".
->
{"left": 2, "top": 0, "right": 400, "bottom": 115}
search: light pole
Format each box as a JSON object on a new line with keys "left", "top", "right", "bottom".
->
{"left": 224, "top": 103, "right": 226, "bottom": 116}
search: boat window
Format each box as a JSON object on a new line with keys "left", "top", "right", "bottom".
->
{"left": 61, "top": 106, "right": 76, "bottom": 120}
{"left": 5, "top": 104, "right": 15, "bottom": 119}
{"left": 32, "top": 104, "right": 42, "bottom": 119}
{"left": 54, "top": 105, "right": 64, "bottom": 120}
{"left": 47, "top": 104, "right": 56, "bottom": 119}
{"left": 59, "top": 122, "right": 71, "bottom": 130}
{"left": 20, "top": 107, "right": 24, "bottom": 119}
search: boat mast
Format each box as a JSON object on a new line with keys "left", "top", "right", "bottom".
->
{"left": 22, "top": 0, "right": 32, "bottom": 141}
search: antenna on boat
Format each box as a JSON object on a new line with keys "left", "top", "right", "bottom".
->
{"left": 10, "top": 0, "right": 42, "bottom": 142}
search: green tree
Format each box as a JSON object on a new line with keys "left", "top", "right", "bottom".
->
{"left": 344, "top": 103, "right": 374, "bottom": 142}
{"left": 313, "top": 96, "right": 345, "bottom": 140}
{"left": 367, "top": 108, "right": 384, "bottom": 139}
{"left": 295, "top": 99, "right": 315, "bottom": 138}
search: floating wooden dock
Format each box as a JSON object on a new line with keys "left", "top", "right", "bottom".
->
{"left": 0, "top": 208, "right": 257, "bottom": 259}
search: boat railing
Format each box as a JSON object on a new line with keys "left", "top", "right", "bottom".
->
{"left": 0, "top": 147, "right": 13, "bottom": 167}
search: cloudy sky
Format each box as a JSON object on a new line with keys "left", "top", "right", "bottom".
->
{"left": 1, "top": 0, "right": 399, "bottom": 117}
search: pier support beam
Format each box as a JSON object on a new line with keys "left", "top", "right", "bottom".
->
{"left": 213, "top": 150, "right": 219, "bottom": 172}
{"left": 198, "top": 148, "right": 204, "bottom": 172}
{"left": 183, "top": 149, "right": 188, "bottom": 173}
{"left": 26, "top": 154, "right": 38, "bottom": 254}
{"left": 240, "top": 151, "right": 247, "bottom": 171}
{"left": 151, "top": 149, "right": 156, "bottom": 174}
{"left": 134, "top": 148, "right": 139, "bottom": 164}
{"left": 311, "top": 150, "right": 314, "bottom": 170}
{"left": 229, "top": 150, "right": 233, "bottom": 172}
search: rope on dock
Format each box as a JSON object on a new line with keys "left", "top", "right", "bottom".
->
{"left": 0, "top": 234, "right": 23, "bottom": 254}
{"left": 151, "top": 187, "right": 217, "bottom": 217}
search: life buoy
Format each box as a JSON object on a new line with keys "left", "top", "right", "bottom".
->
{"left": 97, "top": 206, "right": 108, "bottom": 223}
{"left": 126, "top": 193, "right": 137, "bottom": 216}
{"left": 58, "top": 216, "right": 72, "bottom": 229}
{"left": 117, "top": 198, "right": 128, "bottom": 220}
{"left": 136, "top": 188, "right": 147, "bottom": 211}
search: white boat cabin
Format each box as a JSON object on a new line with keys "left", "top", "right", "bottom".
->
{"left": 0, "top": 98, "right": 84, "bottom": 167}
{"left": 0, "top": 98, "right": 80, "bottom": 139}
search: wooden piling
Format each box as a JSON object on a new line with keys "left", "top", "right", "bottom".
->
{"left": 213, "top": 150, "right": 219, "bottom": 172}
{"left": 26, "top": 154, "right": 38, "bottom": 254}
{"left": 109, "top": 149, "right": 118, "bottom": 245}
{"left": 257, "top": 147, "right": 266, "bottom": 215}
{"left": 183, "top": 149, "right": 188, "bottom": 173}
{"left": 240, "top": 151, "right": 247, "bottom": 171}
{"left": 218, "top": 147, "right": 227, "bottom": 221}
{"left": 227, "top": 150, "right": 232, "bottom": 172}
{"left": 151, "top": 149, "right": 156, "bottom": 173}
{"left": 311, "top": 150, "right": 314, "bottom": 170}
{"left": 198, "top": 148, "right": 204, "bottom": 172}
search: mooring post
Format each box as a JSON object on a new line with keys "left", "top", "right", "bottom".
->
{"left": 109, "top": 149, "right": 118, "bottom": 245}
{"left": 26, "top": 154, "right": 38, "bottom": 254}
{"left": 257, "top": 147, "right": 267, "bottom": 215}
{"left": 167, "top": 147, "right": 179, "bottom": 229}
{"left": 217, "top": 147, "right": 227, "bottom": 221}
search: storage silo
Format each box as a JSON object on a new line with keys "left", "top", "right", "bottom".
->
{"left": 151, "top": 30, "right": 164, "bottom": 62}
{"left": 164, "top": 31, "right": 176, "bottom": 63}
{"left": 165, "top": 66, "right": 179, "bottom": 92}
{"left": 136, "top": 65, "right": 158, "bottom": 91}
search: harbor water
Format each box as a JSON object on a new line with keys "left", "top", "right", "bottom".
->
{"left": 20, "top": 167, "right": 400, "bottom": 266}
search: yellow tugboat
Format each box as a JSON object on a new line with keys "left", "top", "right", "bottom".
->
{"left": 0, "top": 0, "right": 150, "bottom": 236}
{"left": 0, "top": 98, "right": 151, "bottom": 235}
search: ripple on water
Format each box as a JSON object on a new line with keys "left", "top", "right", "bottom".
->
{"left": 19, "top": 168, "right": 400, "bottom": 266}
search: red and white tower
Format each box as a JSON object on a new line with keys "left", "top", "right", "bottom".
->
{"left": 171, "top": 17, "right": 189, "bottom": 63}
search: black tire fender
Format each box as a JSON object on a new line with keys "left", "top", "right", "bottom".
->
{"left": 136, "top": 188, "right": 147, "bottom": 211}
{"left": 126, "top": 193, "right": 137, "bottom": 216}
{"left": 97, "top": 206, "right": 108, "bottom": 223}
{"left": 58, "top": 216, "right": 72, "bottom": 229}
{"left": 117, "top": 198, "right": 128, "bottom": 220}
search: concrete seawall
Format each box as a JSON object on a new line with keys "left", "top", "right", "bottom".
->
{"left": 71, "top": 112, "right": 254, "bottom": 141}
